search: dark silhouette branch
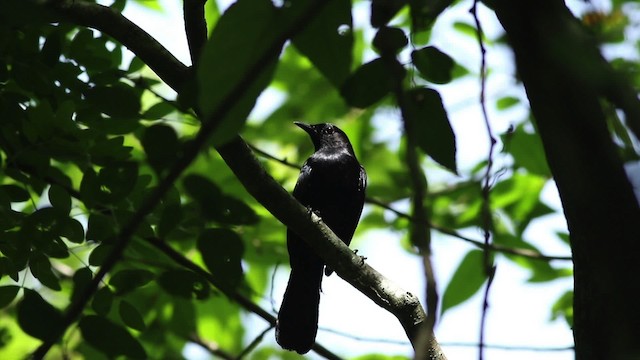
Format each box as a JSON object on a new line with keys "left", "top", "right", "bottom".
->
{"left": 470, "top": 3, "right": 497, "bottom": 359}
{"left": 383, "top": 50, "right": 440, "bottom": 358}
{"left": 147, "top": 238, "right": 343, "bottom": 360}
{"left": 494, "top": 1, "right": 640, "bottom": 358}
{"left": 42, "top": 0, "right": 189, "bottom": 91}
{"left": 183, "top": 0, "right": 208, "bottom": 66}
{"left": 217, "top": 138, "right": 443, "bottom": 356}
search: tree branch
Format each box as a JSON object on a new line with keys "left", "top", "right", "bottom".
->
{"left": 36, "top": 0, "right": 447, "bottom": 357}
{"left": 183, "top": 0, "right": 208, "bottom": 66}
{"left": 251, "top": 144, "right": 572, "bottom": 261}
{"left": 42, "top": 0, "right": 190, "bottom": 91}
{"left": 216, "top": 138, "right": 444, "bottom": 357}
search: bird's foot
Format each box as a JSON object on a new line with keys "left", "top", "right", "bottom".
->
{"left": 353, "top": 249, "right": 367, "bottom": 265}
{"left": 305, "top": 206, "right": 322, "bottom": 221}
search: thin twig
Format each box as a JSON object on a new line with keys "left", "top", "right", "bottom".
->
{"left": 442, "top": 342, "right": 574, "bottom": 352}
{"left": 236, "top": 326, "right": 274, "bottom": 360}
{"left": 470, "top": 2, "right": 496, "bottom": 360}
{"left": 249, "top": 145, "right": 572, "bottom": 261}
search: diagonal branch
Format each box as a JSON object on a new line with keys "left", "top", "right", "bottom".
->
{"left": 43, "top": 0, "right": 190, "bottom": 91}
{"left": 217, "top": 138, "right": 442, "bottom": 355}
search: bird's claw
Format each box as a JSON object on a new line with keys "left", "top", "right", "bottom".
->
{"left": 353, "top": 249, "right": 367, "bottom": 265}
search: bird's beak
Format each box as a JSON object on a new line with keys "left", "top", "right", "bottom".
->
{"left": 294, "top": 121, "right": 315, "bottom": 136}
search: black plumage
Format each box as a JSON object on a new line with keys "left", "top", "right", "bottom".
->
{"left": 276, "top": 122, "right": 367, "bottom": 354}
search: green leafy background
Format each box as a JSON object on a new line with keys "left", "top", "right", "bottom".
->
{"left": 1, "top": 0, "right": 635, "bottom": 358}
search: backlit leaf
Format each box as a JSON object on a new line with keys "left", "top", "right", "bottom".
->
{"left": 197, "top": 228, "right": 244, "bottom": 290}
{"left": 441, "top": 250, "right": 487, "bottom": 315}
{"left": 403, "top": 87, "right": 457, "bottom": 173}
{"left": 79, "top": 315, "right": 146, "bottom": 359}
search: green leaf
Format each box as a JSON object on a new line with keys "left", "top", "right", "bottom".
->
{"left": 0, "top": 257, "right": 19, "bottom": 282}
{"left": 403, "top": 87, "right": 457, "bottom": 173}
{"left": 291, "top": 0, "right": 353, "bottom": 87}
{"left": 109, "top": 269, "right": 154, "bottom": 295}
{"left": 340, "top": 58, "right": 405, "bottom": 108}
{"left": 141, "top": 124, "right": 179, "bottom": 174}
{"left": 373, "top": 27, "right": 408, "bottom": 55}
{"left": 17, "top": 289, "right": 63, "bottom": 342}
{"left": 183, "top": 174, "right": 259, "bottom": 225}
{"left": 158, "top": 202, "right": 184, "bottom": 238}
{"left": 371, "top": 0, "right": 407, "bottom": 28}
{"left": 158, "top": 269, "right": 210, "bottom": 300}
{"left": 503, "top": 124, "right": 551, "bottom": 177}
{"left": 197, "top": 0, "right": 280, "bottom": 145}
{"left": 197, "top": 228, "right": 244, "bottom": 290}
{"left": 48, "top": 185, "right": 71, "bottom": 215}
{"left": 86, "top": 214, "right": 117, "bottom": 242}
{"left": 0, "top": 285, "right": 20, "bottom": 308}
{"left": 412, "top": 46, "right": 455, "bottom": 84}
{"left": 85, "top": 83, "right": 141, "bottom": 118}
{"left": 71, "top": 267, "right": 93, "bottom": 304}
{"left": 551, "top": 290, "right": 574, "bottom": 327}
{"left": 58, "top": 217, "right": 85, "bottom": 243}
{"left": 29, "top": 252, "right": 61, "bottom": 291}
{"left": 79, "top": 315, "right": 146, "bottom": 359}
{"left": 92, "top": 286, "right": 114, "bottom": 316}
{"left": 453, "top": 21, "right": 477, "bottom": 38}
{"left": 142, "top": 101, "right": 175, "bottom": 120}
{"left": 496, "top": 96, "right": 520, "bottom": 110}
{"left": 0, "top": 185, "right": 30, "bottom": 202}
{"left": 441, "top": 249, "right": 487, "bottom": 315}
{"left": 119, "top": 300, "right": 146, "bottom": 331}
{"left": 169, "top": 298, "right": 197, "bottom": 337}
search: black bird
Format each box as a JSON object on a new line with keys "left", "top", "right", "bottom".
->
{"left": 276, "top": 122, "right": 367, "bottom": 354}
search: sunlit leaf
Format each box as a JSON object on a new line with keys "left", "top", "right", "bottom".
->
{"left": 441, "top": 249, "right": 487, "bottom": 315}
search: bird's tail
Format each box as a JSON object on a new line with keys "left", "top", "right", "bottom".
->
{"left": 276, "top": 265, "right": 323, "bottom": 354}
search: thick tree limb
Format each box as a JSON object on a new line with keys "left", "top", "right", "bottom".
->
{"left": 217, "top": 138, "right": 445, "bottom": 358}
{"left": 43, "top": 0, "right": 189, "bottom": 91}
{"left": 493, "top": 1, "right": 640, "bottom": 358}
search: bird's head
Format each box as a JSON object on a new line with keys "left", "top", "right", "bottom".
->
{"left": 294, "top": 122, "right": 356, "bottom": 154}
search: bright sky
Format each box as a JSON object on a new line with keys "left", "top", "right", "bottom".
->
{"left": 118, "top": 0, "right": 579, "bottom": 359}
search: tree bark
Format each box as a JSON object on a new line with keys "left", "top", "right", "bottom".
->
{"left": 493, "top": 1, "right": 640, "bottom": 359}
